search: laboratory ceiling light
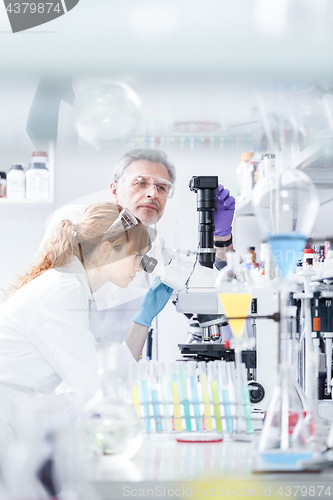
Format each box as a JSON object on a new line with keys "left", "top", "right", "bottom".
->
{"left": 128, "top": 0, "right": 180, "bottom": 41}
{"left": 253, "top": 0, "right": 289, "bottom": 35}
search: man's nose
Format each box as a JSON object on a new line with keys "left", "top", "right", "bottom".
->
{"left": 145, "top": 184, "right": 158, "bottom": 198}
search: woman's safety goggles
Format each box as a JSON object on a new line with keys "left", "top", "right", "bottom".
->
{"left": 125, "top": 175, "right": 174, "bottom": 199}
{"left": 101, "top": 207, "right": 139, "bottom": 241}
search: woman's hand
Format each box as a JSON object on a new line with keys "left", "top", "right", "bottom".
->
{"left": 126, "top": 279, "right": 173, "bottom": 361}
{"left": 133, "top": 278, "right": 174, "bottom": 327}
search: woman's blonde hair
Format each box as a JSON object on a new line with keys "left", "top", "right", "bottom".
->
{"left": 6, "top": 202, "right": 149, "bottom": 296}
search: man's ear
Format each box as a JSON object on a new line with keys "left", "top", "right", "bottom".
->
{"left": 110, "top": 181, "right": 118, "bottom": 203}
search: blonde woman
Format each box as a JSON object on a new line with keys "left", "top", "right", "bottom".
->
{"left": 0, "top": 202, "right": 172, "bottom": 451}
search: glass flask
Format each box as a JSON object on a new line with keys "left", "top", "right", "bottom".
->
{"left": 252, "top": 155, "right": 321, "bottom": 464}
{"left": 215, "top": 252, "right": 254, "bottom": 434}
{"left": 252, "top": 154, "right": 319, "bottom": 280}
{"left": 259, "top": 316, "right": 315, "bottom": 454}
{"left": 77, "top": 346, "right": 143, "bottom": 460}
{"left": 74, "top": 81, "right": 141, "bottom": 151}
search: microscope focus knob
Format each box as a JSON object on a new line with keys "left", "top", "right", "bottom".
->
{"left": 248, "top": 382, "right": 265, "bottom": 404}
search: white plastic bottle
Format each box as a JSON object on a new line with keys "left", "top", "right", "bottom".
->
{"left": 0, "top": 172, "right": 6, "bottom": 198}
{"left": 7, "top": 164, "right": 26, "bottom": 199}
{"left": 237, "top": 152, "right": 253, "bottom": 200}
{"left": 26, "top": 162, "right": 49, "bottom": 200}
{"left": 30, "top": 151, "right": 48, "bottom": 169}
{"left": 251, "top": 146, "right": 267, "bottom": 185}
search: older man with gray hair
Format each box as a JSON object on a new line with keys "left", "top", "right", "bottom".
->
{"left": 40, "top": 149, "right": 235, "bottom": 352}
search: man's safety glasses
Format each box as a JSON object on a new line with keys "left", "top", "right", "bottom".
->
{"left": 125, "top": 175, "right": 174, "bottom": 200}
{"left": 101, "top": 207, "right": 139, "bottom": 241}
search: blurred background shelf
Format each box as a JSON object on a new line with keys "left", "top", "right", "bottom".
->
{"left": 0, "top": 199, "right": 54, "bottom": 204}
{"left": 236, "top": 140, "right": 333, "bottom": 216}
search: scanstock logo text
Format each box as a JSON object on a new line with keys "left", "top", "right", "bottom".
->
{"left": 4, "top": 0, "right": 80, "bottom": 33}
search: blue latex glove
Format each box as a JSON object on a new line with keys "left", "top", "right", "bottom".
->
{"left": 133, "top": 278, "right": 174, "bottom": 327}
{"left": 214, "top": 184, "right": 236, "bottom": 237}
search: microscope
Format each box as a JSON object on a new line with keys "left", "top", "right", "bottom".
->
{"left": 142, "top": 176, "right": 279, "bottom": 410}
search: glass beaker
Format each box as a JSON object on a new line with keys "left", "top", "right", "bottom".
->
{"left": 77, "top": 346, "right": 143, "bottom": 460}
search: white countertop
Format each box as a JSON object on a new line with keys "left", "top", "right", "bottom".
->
{"left": 77, "top": 432, "right": 333, "bottom": 500}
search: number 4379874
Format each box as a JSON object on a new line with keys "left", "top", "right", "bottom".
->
{"left": 6, "top": 3, "right": 61, "bottom": 14}
{"left": 276, "top": 485, "right": 331, "bottom": 497}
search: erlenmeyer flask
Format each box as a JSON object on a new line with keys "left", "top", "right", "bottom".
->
{"left": 259, "top": 363, "right": 314, "bottom": 450}
{"left": 77, "top": 346, "right": 143, "bottom": 460}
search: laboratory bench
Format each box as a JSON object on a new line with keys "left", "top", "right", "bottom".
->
{"left": 79, "top": 432, "right": 333, "bottom": 500}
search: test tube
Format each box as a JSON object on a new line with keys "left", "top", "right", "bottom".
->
{"left": 128, "top": 362, "right": 140, "bottom": 418}
{"left": 170, "top": 363, "right": 183, "bottom": 432}
{"left": 138, "top": 361, "right": 151, "bottom": 432}
{"left": 179, "top": 363, "right": 192, "bottom": 432}
{"left": 240, "top": 363, "right": 254, "bottom": 434}
{"left": 159, "top": 363, "right": 173, "bottom": 432}
{"left": 229, "top": 360, "right": 246, "bottom": 434}
{"left": 149, "top": 362, "right": 162, "bottom": 432}
{"left": 218, "top": 361, "right": 232, "bottom": 433}
{"left": 187, "top": 362, "right": 202, "bottom": 431}
{"left": 226, "top": 361, "right": 237, "bottom": 433}
{"left": 198, "top": 362, "right": 213, "bottom": 431}
{"left": 207, "top": 362, "right": 223, "bottom": 432}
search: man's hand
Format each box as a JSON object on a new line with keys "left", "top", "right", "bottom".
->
{"left": 214, "top": 184, "right": 236, "bottom": 237}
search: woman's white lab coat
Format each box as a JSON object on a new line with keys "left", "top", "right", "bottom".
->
{"left": 0, "top": 257, "right": 133, "bottom": 455}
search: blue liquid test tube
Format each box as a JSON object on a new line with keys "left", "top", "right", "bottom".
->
{"left": 188, "top": 362, "right": 202, "bottom": 431}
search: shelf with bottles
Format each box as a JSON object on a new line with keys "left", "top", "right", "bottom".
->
{"left": 235, "top": 140, "right": 333, "bottom": 216}
{"left": 0, "top": 143, "right": 55, "bottom": 205}
{"left": 129, "top": 134, "right": 253, "bottom": 151}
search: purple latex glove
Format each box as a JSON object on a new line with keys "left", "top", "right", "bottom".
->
{"left": 214, "top": 184, "right": 236, "bottom": 236}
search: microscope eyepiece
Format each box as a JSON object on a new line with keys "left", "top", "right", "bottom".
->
{"left": 189, "top": 176, "right": 218, "bottom": 193}
{"left": 141, "top": 254, "right": 158, "bottom": 273}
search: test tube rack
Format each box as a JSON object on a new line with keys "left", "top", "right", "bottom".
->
{"left": 130, "top": 360, "right": 254, "bottom": 436}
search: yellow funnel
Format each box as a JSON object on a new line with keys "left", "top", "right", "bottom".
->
{"left": 218, "top": 293, "right": 252, "bottom": 338}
